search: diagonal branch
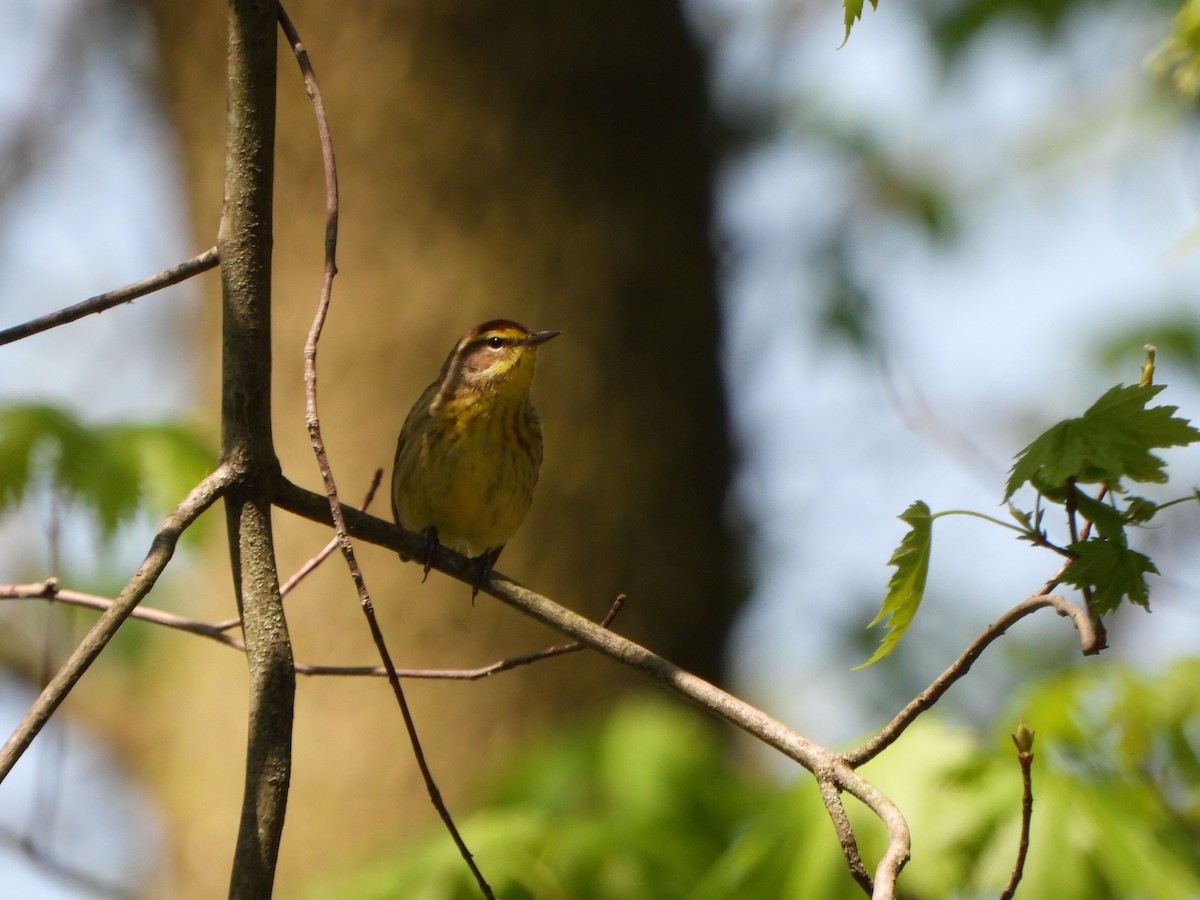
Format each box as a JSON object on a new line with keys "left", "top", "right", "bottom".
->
{"left": 842, "top": 592, "right": 1098, "bottom": 768}
{"left": 0, "top": 465, "right": 231, "bottom": 783}
{"left": 270, "top": 477, "right": 910, "bottom": 897}
{"left": 0, "top": 247, "right": 218, "bottom": 347}
{"left": 211, "top": 468, "right": 383, "bottom": 632}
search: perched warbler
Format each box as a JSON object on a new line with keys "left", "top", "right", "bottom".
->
{"left": 391, "top": 319, "right": 559, "bottom": 597}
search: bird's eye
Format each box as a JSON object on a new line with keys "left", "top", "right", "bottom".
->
{"left": 486, "top": 336, "right": 505, "bottom": 349}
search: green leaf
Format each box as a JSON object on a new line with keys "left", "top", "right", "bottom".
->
{"left": 857, "top": 501, "right": 932, "bottom": 669}
{"left": 1005, "top": 384, "right": 1200, "bottom": 501}
{"left": 0, "top": 402, "right": 214, "bottom": 545}
{"left": 1061, "top": 540, "right": 1158, "bottom": 614}
{"left": 1073, "top": 491, "right": 1125, "bottom": 543}
{"left": 841, "top": 0, "right": 878, "bottom": 46}
{"left": 1123, "top": 496, "right": 1158, "bottom": 524}
{"left": 0, "top": 404, "right": 135, "bottom": 530}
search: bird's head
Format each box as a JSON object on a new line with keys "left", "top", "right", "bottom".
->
{"left": 442, "top": 319, "right": 560, "bottom": 398}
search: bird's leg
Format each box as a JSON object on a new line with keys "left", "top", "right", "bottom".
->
{"left": 469, "top": 546, "right": 504, "bottom": 603}
{"left": 418, "top": 527, "right": 440, "bottom": 582}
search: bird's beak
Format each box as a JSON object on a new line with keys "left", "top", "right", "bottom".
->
{"left": 524, "top": 330, "right": 561, "bottom": 347}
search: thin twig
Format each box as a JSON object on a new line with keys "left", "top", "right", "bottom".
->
{"left": 0, "top": 467, "right": 231, "bottom": 783}
{"left": 295, "top": 592, "right": 628, "bottom": 678}
{"left": 877, "top": 351, "right": 1004, "bottom": 486}
{"left": 818, "top": 776, "right": 873, "bottom": 895}
{"left": 842, "top": 593, "right": 1098, "bottom": 768}
{"left": 280, "top": 467, "right": 382, "bottom": 597}
{"left": 276, "top": 7, "right": 493, "bottom": 897}
{"left": 211, "top": 468, "right": 384, "bottom": 632}
{"left": 1000, "top": 728, "right": 1035, "bottom": 900}
{"left": 1072, "top": 483, "right": 1110, "bottom": 650}
{"left": 1075, "top": 485, "right": 1110, "bottom": 543}
{"left": 0, "top": 248, "right": 219, "bottom": 347}
{"left": 3, "top": 580, "right": 250, "bottom": 643}
{"left": 0, "top": 583, "right": 627, "bottom": 681}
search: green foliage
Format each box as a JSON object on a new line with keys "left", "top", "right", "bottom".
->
{"left": 1004, "top": 384, "right": 1199, "bottom": 500}
{"left": 306, "top": 665, "right": 1200, "bottom": 899}
{"left": 303, "top": 699, "right": 774, "bottom": 900}
{"left": 857, "top": 501, "right": 931, "bottom": 668}
{"left": 864, "top": 375, "right": 1199, "bottom": 663}
{"left": 1005, "top": 381, "right": 1198, "bottom": 612}
{"left": 872, "top": 659, "right": 1200, "bottom": 898}
{"left": 0, "top": 402, "right": 213, "bottom": 545}
{"left": 1059, "top": 539, "right": 1157, "bottom": 613}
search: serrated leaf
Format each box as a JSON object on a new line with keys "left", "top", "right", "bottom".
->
{"left": 1005, "top": 384, "right": 1200, "bottom": 500}
{"left": 1061, "top": 540, "right": 1158, "bottom": 614}
{"left": 841, "top": 0, "right": 878, "bottom": 46}
{"left": 856, "top": 501, "right": 932, "bottom": 669}
{"left": 1073, "top": 491, "right": 1126, "bottom": 543}
{"left": 1124, "top": 496, "right": 1158, "bottom": 524}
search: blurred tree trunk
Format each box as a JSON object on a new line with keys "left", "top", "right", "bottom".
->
{"left": 139, "top": 1, "right": 734, "bottom": 893}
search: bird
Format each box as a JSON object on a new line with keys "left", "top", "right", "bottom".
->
{"left": 391, "top": 319, "right": 559, "bottom": 598}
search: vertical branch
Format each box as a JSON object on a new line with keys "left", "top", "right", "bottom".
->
{"left": 1001, "top": 724, "right": 1036, "bottom": 900}
{"left": 220, "top": 1, "right": 292, "bottom": 896}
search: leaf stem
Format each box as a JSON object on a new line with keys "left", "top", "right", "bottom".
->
{"left": 930, "top": 509, "right": 1027, "bottom": 534}
{"left": 1154, "top": 495, "right": 1199, "bottom": 513}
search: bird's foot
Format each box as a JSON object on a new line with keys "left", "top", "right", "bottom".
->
{"left": 469, "top": 546, "right": 504, "bottom": 604}
{"left": 419, "top": 527, "right": 440, "bottom": 583}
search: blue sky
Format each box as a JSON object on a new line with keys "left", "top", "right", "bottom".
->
{"left": 688, "top": 0, "right": 1200, "bottom": 742}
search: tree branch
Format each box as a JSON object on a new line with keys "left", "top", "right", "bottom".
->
{"left": 0, "top": 248, "right": 218, "bottom": 347}
{"left": 270, "top": 478, "right": 910, "bottom": 897}
{"left": 818, "top": 776, "right": 873, "bottom": 894}
{"left": 842, "top": 593, "right": 1098, "bottom": 768}
{"left": 0, "top": 466, "right": 231, "bottom": 783}
{"left": 210, "top": 468, "right": 383, "bottom": 632}
{"left": 0, "top": 581, "right": 626, "bottom": 681}
{"left": 220, "top": 1, "right": 290, "bottom": 895}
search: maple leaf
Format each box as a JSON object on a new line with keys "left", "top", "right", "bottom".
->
{"left": 858, "top": 501, "right": 931, "bottom": 668}
{"left": 1006, "top": 384, "right": 1200, "bottom": 500}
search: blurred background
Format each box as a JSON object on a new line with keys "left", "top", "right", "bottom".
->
{"left": 1, "top": 0, "right": 1199, "bottom": 896}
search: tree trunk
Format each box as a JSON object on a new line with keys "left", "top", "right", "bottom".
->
{"left": 140, "top": 2, "right": 733, "bottom": 893}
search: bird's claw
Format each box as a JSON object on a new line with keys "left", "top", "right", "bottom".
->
{"left": 419, "top": 527, "right": 439, "bottom": 583}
